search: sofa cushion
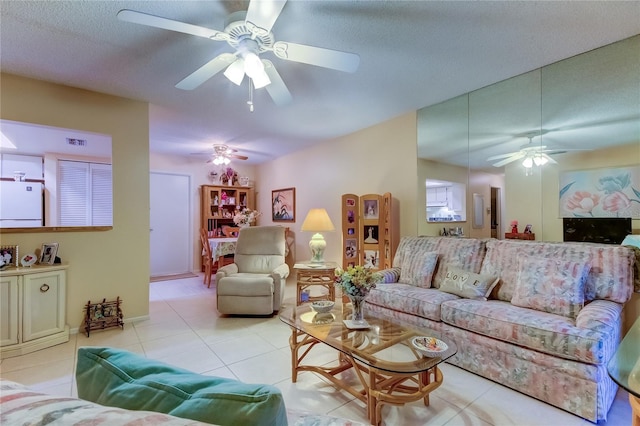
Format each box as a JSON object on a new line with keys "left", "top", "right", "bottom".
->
{"left": 392, "top": 236, "right": 441, "bottom": 268}
{"left": 76, "top": 347, "right": 287, "bottom": 426}
{"left": 431, "top": 238, "right": 488, "bottom": 289}
{"left": 217, "top": 274, "right": 274, "bottom": 296}
{"left": 440, "top": 267, "right": 499, "bottom": 300}
{"left": 367, "top": 283, "right": 459, "bottom": 321}
{"left": 441, "top": 299, "right": 612, "bottom": 364}
{"left": 511, "top": 256, "right": 590, "bottom": 319}
{"left": 482, "top": 240, "right": 634, "bottom": 303}
{"left": 0, "top": 379, "right": 207, "bottom": 426}
{"left": 400, "top": 251, "right": 438, "bottom": 288}
{"left": 379, "top": 267, "right": 401, "bottom": 283}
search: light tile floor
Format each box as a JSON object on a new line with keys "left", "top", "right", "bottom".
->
{"left": 0, "top": 275, "right": 632, "bottom": 425}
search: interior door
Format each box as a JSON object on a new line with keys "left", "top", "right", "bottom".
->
{"left": 150, "top": 172, "right": 191, "bottom": 277}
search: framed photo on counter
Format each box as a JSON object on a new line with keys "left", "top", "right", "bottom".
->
{"left": 39, "top": 243, "right": 59, "bottom": 265}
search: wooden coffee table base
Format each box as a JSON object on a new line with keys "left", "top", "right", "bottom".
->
{"left": 288, "top": 328, "right": 444, "bottom": 426}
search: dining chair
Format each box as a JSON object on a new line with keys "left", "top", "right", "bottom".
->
{"left": 200, "top": 228, "right": 214, "bottom": 288}
{"left": 221, "top": 225, "right": 241, "bottom": 237}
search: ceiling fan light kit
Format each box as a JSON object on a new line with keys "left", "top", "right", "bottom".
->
{"left": 205, "top": 144, "right": 249, "bottom": 165}
{"left": 117, "top": 0, "right": 360, "bottom": 106}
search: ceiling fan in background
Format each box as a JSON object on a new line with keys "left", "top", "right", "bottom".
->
{"left": 117, "top": 0, "right": 360, "bottom": 107}
{"left": 206, "top": 144, "right": 248, "bottom": 165}
{"left": 486, "top": 133, "right": 590, "bottom": 170}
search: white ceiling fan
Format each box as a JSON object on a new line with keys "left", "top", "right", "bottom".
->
{"left": 205, "top": 144, "right": 248, "bottom": 165}
{"left": 486, "top": 133, "right": 589, "bottom": 168}
{"left": 117, "top": 0, "right": 360, "bottom": 106}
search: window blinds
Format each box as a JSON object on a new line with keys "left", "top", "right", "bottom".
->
{"left": 58, "top": 160, "right": 112, "bottom": 226}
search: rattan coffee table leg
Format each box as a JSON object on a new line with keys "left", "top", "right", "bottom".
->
{"left": 421, "top": 369, "right": 431, "bottom": 405}
{"left": 289, "top": 328, "right": 299, "bottom": 382}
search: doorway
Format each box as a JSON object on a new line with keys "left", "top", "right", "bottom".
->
{"left": 491, "top": 187, "right": 501, "bottom": 239}
{"left": 150, "top": 172, "right": 192, "bottom": 277}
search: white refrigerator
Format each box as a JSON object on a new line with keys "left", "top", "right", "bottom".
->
{"left": 0, "top": 181, "right": 43, "bottom": 227}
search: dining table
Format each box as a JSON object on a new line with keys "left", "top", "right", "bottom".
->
{"left": 207, "top": 237, "right": 238, "bottom": 267}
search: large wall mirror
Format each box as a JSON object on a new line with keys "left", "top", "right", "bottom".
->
{"left": 417, "top": 34, "right": 640, "bottom": 241}
{"left": 0, "top": 119, "right": 113, "bottom": 231}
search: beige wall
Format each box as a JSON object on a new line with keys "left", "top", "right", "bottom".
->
{"left": 1, "top": 73, "right": 150, "bottom": 330}
{"left": 254, "top": 112, "right": 418, "bottom": 265}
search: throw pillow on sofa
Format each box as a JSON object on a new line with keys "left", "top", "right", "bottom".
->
{"left": 440, "top": 267, "right": 499, "bottom": 300}
{"left": 76, "top": 347, "right": 287, "bottom": 426}
{"left": 511, "top": 256, "right": 590, "bottom": 319}
{"left": 400, "top": 251, "right": 438, "bottom": 288}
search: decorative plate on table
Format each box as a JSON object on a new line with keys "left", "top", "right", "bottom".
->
{"left": 20, "top": 253, "right": 37, "bottom": 267}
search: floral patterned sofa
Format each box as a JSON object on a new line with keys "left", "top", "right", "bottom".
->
{"left": 368, "top": 236, "right": 636, "bottom": 422}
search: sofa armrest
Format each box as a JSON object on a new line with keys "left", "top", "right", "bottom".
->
{"left": 575, "top": 300, "right": 623, "bottom": 332}
{"left": 378, "top": 267, "right": 401, "bottom": 284}
{"left": 215, "top": 263, "right": 238, "bottom": 282}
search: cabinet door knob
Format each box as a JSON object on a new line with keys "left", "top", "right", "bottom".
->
{"left": 40, "top": 283, "right": 50, "bottom": 293}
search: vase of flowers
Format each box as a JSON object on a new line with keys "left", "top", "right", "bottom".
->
{"left": 334, "top": 265, "right": 382, "bottom": 323}
{"left": 233, "top": 208, "right": 260, "bottom": 227}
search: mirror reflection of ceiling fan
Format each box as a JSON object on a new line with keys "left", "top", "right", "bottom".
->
{"left": 205, "top": 144, "right": 248, "bottom": 165}
{"left": 486, "top": 133, "right": 591, "bottom": 168}
{"left": 117, "top": 0, "right": 360, "bottom": 107}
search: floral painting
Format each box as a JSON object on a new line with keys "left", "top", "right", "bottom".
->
{"left": 559, "top": 166, "right": 640, "bottom": 218}
{"left": 272, "top": 187, "right": 295, "bottom": 222}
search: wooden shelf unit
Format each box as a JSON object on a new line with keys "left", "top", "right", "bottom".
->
{"left": 200, "top": 185, "right": 254, "bottom": 236}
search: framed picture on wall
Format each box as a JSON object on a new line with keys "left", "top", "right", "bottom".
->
{"left": 272, "top": 187, "right": 296, "bottom": 222}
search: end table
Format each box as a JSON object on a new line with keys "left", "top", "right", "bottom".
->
{"left": 293, "top": 262, "right": 338, "bottom": 306}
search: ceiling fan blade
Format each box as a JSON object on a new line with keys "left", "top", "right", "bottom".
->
{"left": 245, "top": 0, "right": 287, "bottom": 37}
{"left": 492, "top": 152, "right": 526, "bottom": 167}
{"left": 272, "top": 41, "right": 360, "bottom": 73}
{"left": 262, "top": 60, "right": 293, "bottom": 106}
{"left": 230, "top": 154, "right": 249, "bottom": 160}
{"left": 175, "top": 53, "right": 237, "bottom": 90}
{"left": 486, "top": 151, "right": 519, "bottom": 161}
{"left": 117, "top": 9, "right": 228, "bottom": 41}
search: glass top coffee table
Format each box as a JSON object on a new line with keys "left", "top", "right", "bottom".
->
{"left": 279, "top": 302, "right": 457, "bottom": 425}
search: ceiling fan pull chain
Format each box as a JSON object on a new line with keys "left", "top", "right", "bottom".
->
{"left": 247, "top": 80, "right": 255, "bottom": 112}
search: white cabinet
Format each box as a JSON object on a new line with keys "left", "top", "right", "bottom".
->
{"left": 426, "top": 187, "right": 448, "bottom": 206}
{"left": 0, "top": 265, "right": 68, "bottom": 359}
{"left": 0, "top": 276, "right": 19, "bottom": 346}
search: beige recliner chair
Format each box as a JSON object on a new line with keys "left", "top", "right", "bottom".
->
{"left": 215, "top": 226, "right": 290, "bottom": 315}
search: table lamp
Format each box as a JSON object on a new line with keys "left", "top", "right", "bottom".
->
{"left": 301, "top": 208, "right": 335, "bottom": 263}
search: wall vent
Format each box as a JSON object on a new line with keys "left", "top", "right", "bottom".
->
{"left": 66, "top": 138, "right": 87, "bottom": 147}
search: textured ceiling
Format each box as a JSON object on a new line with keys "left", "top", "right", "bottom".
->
{"left": 1, "top": 1, "right": 639, "bottom": 164}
